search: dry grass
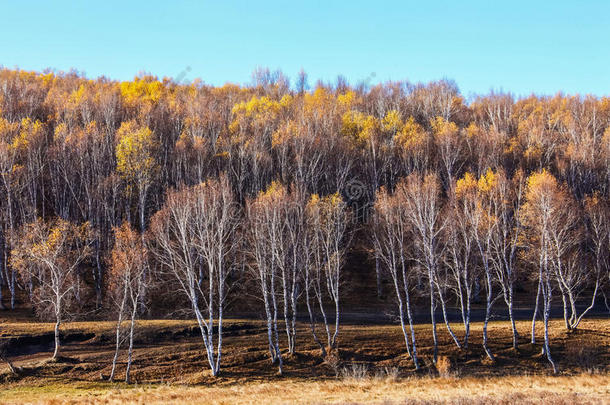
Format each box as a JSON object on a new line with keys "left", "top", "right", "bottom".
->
{"left": 0, "top": 374, "right": 608, "bottom": 404}
{"left": 435, "top": 355, "right": 453, "bottom": 377}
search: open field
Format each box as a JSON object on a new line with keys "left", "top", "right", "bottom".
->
{"left": 1, "top": 374, "right": 610, "bottom": 404}
{"left": 1, "top": 310, "right": 609, "bottom": 404}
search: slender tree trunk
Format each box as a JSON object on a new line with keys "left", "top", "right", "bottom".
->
{"left": 560, "top": 289, "right": 570, "bottom": 330}
{"left": 392, "top": 276, "right": 412, "bottom": 358}
{"left": 281, "top": 267, "right": 293, "bottom": 354}
{"left": 375, "top": 255, "right": 382, "bottom": 298}
{"left": 572, "top": 278, "right": 599, "bottom": 329}
{"left": 332, "top": 290, "right": 340, "bottom": 350}
{"left": 429, "top": 274, "right": 438, "bottom": 364}
{"left": 531, "top": 269, "right": 542, "bottom": 344}
{"left": 9, "top": 268, "right": 15, "bottom": 309}
{"left": 455, "top": 272, "right": 468, "bottom": 348}
{"left": 193, "top": 305, "right": 217, "bottom": 376}
{"left": 464, "top": 283, "right": 472, "bottom": 349}
{"left": 125, "top": 303, "right": 137, "bottom": 384}
{"left": 315, "top": 278, "right": 331, "bottom": 352}
{"left": 437, "top": 286, "right": 462, "bottom": 349}
{"left": 288, "top": 279, "right": 298, "bottom": 355}
{"left": 398, "top": 251, "right": 419, "bottom": 369}
{"left": 270, "top": 267, "right": 283, "bottom": 374}
{"left": 94, "top": 239, "right": 103, "bottom": 309}
{"left": 403, "top": 282, "right": 419, "bottom": 369}
{"left": 214, "top": 276, "right": 224, "bottom": 376}
{"left": 305, "top": 270, "right": 326, "bottom": 356}
{"left": 110, "top": 288, "right": 128, "bottom": 381}
{"left": 53, "top": 318, "right": 61, "bottom": 359}
{"left": 507, "top": 287, "right": 518, "bottom": 349}
{"left": 542, "top": 276, "right": 557, "bottom": 373}
{"left": 263, "top": 287, "right": 277, "bottom": 363}
{"left": 482, "top": 272, "right": 495, "bottom": 361}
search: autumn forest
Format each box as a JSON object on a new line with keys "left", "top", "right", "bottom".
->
{"left": 1, "top": 67, "right": 609, "bottom": 383}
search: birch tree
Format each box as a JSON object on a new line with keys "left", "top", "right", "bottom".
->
{"left": 10, "top": 219, "right": 92, "bottom": 359}
{"left": 108, "top": 222, "right": 148, "bottom": 383}
{"left": 445, "top": 181, "right": 478, "bottom": 348}
{"left": 305, "top": 192, "right": 352, "bottom": 354}
{"left": 583, "top": 194, "right": 609, "bottom": 321}
{"left": 149, "top": 175, "right": 238, "bottom": 376}
{"left": 246, "top": 182, "right": 288, "bottom": 374}
{"left": 488, "top": 170, "right": 524, "bottom": 349}
{"left": 373, "top": 186, "right": 419, "bottom": 368}
{"left": 455, "top": 170, "right": 504, "bottom": 360}
{"left": 399, "top": 173, "right": 445, "bottom": 363}
{"left": 521, "top": 170, "right": 569, "bottom": 373}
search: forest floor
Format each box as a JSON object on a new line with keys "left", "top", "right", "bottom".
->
{"left": 0, "top": 309, "right": 609, "bottom": 404}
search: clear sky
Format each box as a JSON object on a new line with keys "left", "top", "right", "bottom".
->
{"left": 1, "top": 0, "right": 609, "bottom": 98}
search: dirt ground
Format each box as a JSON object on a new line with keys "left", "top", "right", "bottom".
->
{"left": 0, "top": 309, "right": 609, "bottom": 404}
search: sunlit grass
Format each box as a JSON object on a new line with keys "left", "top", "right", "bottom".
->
{"left": 1, "top": 373, "right": 608, "bottom": 404}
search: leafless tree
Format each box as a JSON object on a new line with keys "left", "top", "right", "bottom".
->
{"left": 107, "top": 222, "right": 148, "bottom": 383}
{"left": 246, "top": 183, "right": 287, "bottom": 374}
{"left": 305, "top": 192, "right": 352, "bottom": 354}
{"left": 521, "top": 170, "right": 575, "bottom": 373}
{"left": 373, "top": 186, "right": 419, "bottom": 368}
{"left": 444, "top": 190, "right": 477, "bottom": 348}
{"left": 489, "top": 171, "right": 524, "bottom": 349}
{"left": 399, "top": 173, "right": 445, "bottom": 364}
{"left": 584, "top": 194, "right": 609, "bottom": 319}
{"left": 149, "top": 175, "right": 238, "bottom": 376}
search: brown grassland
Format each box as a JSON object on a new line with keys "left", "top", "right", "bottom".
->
{"left": 0, "top": 310, "right": 609, "bottom": 404}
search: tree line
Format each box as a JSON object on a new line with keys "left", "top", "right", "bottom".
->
{"left": 0, "top": 67, "right": 609, "bottom": 379}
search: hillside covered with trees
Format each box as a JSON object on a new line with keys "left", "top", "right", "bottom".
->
{"left": 0, "top": 67, "right": 609, "bottom": 378}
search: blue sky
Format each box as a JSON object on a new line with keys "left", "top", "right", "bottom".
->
{"left": 1, "top": 0, "right": 609, "bottom": 98}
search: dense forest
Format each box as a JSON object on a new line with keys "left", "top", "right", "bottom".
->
{"left": 0, "top": 67, "right": 609, "bottom": 378}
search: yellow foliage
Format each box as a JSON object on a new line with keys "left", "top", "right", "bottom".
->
{"left": 455, "top": 172, "right": 477, "bottom": 197}
{"left": 394, "top": 117, "right": 426, "bottom": 150}
{"left": 41, "top": 72, "right": 55, "bottom": 87}
{"left": 120, "top": 77, "right": 164, "bottom": 107}
{"left": 53, "top": 122, "right": 69, "bottom": 143}
{"left": 430, "top": 116, "right": 458, "bottom": 138}
{"left": 465, "top": 122, "right": 482, "bottom": 139}
{"left": 0, "top": 117, "right": 19, "bottom": 142}
{"left": 328, "top": 192, "right": 344, "bottom": 207}
{"left": 381, "top": 110, "right": 403, "bottom": 134}
{"left": 279, "top": 94, "right": 293, "bottom": 109}
{"left": 477, "top": 169, "right": 498, "bottom": 194}
{"left": 11, "top": 118, "right": 44, "bottom": 152}
{"left": 307, "top": 191, "right": 345, "bottom": 215}
{"left": 68, "top": 84, "right": 87, "bottom": 105}
{"left": 115, "top": 121, "right": 159, "bottom": 187}
{"left": 258, "top": 180, "right": 286, "bottom": 201}
{"left": 304, "top": 88, "right": 335, "bottom": 118}
{"left": 341, "top": 111, "right": 378, "bottom": 144}
{"left": 232, "top": 96, "right": 280, "bottom": 118}
{"left": 337, "top": 91, "right": 358, "bottom": 110}
{"left": 525, "top": 169, "right": 558, "bottom": 204}
{"left": 230, "top": 95, "right": 290, "bottom": 135}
